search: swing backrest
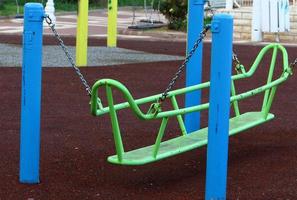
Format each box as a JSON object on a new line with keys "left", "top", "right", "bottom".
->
{"left": 91, "top": 43, "right": 291, "bottom": 120}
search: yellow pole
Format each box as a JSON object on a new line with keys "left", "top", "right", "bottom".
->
{"left": 76, "top": 0, "right": 89, "bottom": 67}
{"left": 107, "top": 0, "right": 118, "bottom": 47}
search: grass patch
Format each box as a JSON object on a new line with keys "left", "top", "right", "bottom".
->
{"left": 0, "top": 0, "right": 144, "bottom": 16}
{"left": 0, "top": 2, "right": 23, "bottom": 16}
{"left": 119, "top": 0, "right": 143, "bottom": 6}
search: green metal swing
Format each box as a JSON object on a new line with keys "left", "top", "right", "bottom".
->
{"left": 90, "top": 43, "right": 292, "bottom": 166}
{"left": 44, "top": 14, "right": 295, "bottom": 167}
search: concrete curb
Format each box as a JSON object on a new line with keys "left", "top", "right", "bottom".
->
{"left": 120, "top": 28, "right": 187, "bottom": 41}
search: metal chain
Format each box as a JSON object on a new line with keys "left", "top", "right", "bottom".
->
{"left": 232, "top": 52, "right": 241, "bottom": 66}
{"left": 232, "top": 51, "right": 242, "bottom": 72}
{"left": 158, "top": 25, "right": 211, "bottom": 103}
{"left": 206, "top": 0, "right": 216, "bottom": 18}
{"left": 289, "top": 57, "right": 297, "bottom": 69}
{"left": 206, "top": 0, "right": 243, "bottom": 73}
{"left": 44, "top": 16, "right": 92, "bottom": 97}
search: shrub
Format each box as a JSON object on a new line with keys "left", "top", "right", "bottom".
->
{"left": 160, "top": 0, "right": 188, "bottom": 31}
{"left": 0, "top": 0, "right": 4, "bottom": 9}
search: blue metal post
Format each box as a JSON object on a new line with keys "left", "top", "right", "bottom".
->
{"left": 20, "top": 3, "right": 44, "bottom": 184}
{"left": 185, "top": 0, "right": 205, "bottom": 133}
{"left": 205, "top": 14, "right": 233, "bottom": 200}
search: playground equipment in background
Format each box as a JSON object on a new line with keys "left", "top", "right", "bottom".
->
{"left": 15, "top": 0, "right": 45, "bottom": 18}
{"left": 15, "top": 0, "right": 23, "bottom": 18}
{"left": 19, "top": 2, "right": 295, "bottom": 200}
{"left": 76, "top": 0, "right": 89, "bottom": 66}
{"left": 75, "top": 0, "right": 104, "bottom": 66}
{"left": 142, "top": 0, "right": 162, "bottom": 23}
{"left": 128, "top": 0, "right": 166, "bottom": 30}
{"left": 90, "top": 43, "right": 291, "bottom": 165}
{"left": 75, "top": 0, "right": 204, "bottom": 68}
{"left": 74, "top": 0, "right": 165, "bottom": 66}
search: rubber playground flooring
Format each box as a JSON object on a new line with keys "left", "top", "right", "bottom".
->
{"left": 0, "top": 38, "right": 296, "bottom": 199}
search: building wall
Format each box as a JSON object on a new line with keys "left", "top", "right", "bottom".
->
{"left": 218, "top": 6, "right": 297, "bottom": 42}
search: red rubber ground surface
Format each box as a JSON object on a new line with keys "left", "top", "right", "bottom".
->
{"left": 0, "top": 38, "right": 296, "bottom": 199}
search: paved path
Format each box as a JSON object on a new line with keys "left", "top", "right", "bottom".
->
{"left": 0, "top": 8, "right": 183, "bottom": 41}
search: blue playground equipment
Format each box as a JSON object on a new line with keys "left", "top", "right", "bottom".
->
{"left": 19, "top": 3, "right": 44, "bottom": 184}
{"left": 19, "top": 2, "right": 293, "bottom": 200}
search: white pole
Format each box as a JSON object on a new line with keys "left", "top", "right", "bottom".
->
{"left": 45, "top": 0, "right": 56, "bottom": 25}
{"left": 251, "top": 0, "right": 262, "bottom": 42}
{"left": 226, "top": 0, "right": 233, "bottom": 9}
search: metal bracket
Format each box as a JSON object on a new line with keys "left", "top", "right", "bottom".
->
{"left": 211, "top": 21, "right": 221, "bottom": 33}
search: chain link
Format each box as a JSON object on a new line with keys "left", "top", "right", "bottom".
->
{"left": 205, "top": 0, "right": 216, "bottom": 18}
{"left": 158, "top": 25, "right": 211, "bottom": 103}
{"left": 232, "top": 51, "right": 243, "bottom": 72}
{"left": 232, "top": 52, "right": 241, "bottom": 66}
{"left": 208, "top": 0, "right": 242, "bottom": 74}
{"left": 289, "top": 57, "right": 297, "bottom": 70}
{"left": 45, "top": 15, "right": 92, "bottom": 97}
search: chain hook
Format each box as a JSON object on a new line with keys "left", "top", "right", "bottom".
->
{"left": 288, "top": 57, "right": 297, "bottom": 75}
{"left": 290, "top": 58, "right": 297, "bottom": 68}
{"left": 232, "top": 51, "right": 244, "bottom": 74}
{"left": 44, "top": 15, "right": 54, "bottom": 27}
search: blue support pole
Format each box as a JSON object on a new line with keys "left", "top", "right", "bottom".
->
{"left": 205, "top": 14, "right": 233, "bottom": 200}
{"left": 185, "top": 0, "right": 205, "bottom": 133}
{"left": 19, "top": 3, "right": 44, "bottom": 184}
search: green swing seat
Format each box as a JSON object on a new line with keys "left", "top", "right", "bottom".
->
{"left": 90, "top": 43, "right": 292, "bottom": 165}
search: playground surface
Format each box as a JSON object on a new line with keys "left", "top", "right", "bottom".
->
{"left": 0, "top": 8, "right": 180, "bottom": 41}
{"left": 0, "top": 32, "right": 296, "bottom": 199}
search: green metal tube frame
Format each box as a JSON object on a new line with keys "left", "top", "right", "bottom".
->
{"left": 90, "top": 43, "right": 292, "bottom": 159}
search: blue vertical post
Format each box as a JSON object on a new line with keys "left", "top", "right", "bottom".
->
{"left": 185, "top": 0, "right": 205, "bottom": 133}
{"left": 205, "top": 14, "right": 233, "bottom": 200}
{"left": 20, "top": 3, "right": 44, "bottom": 184}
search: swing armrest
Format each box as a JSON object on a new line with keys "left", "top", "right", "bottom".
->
{"left": 232, "top": 43, "right": 290, "bottom": 81}
{"left": 90, "top": 71, "right": 290, "bottom": 119}
{"left": 90, "top": 79, "right": 210, "bottom": 117}
{"left": 91, "top": 79, "right": 154, "bottom": 120}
